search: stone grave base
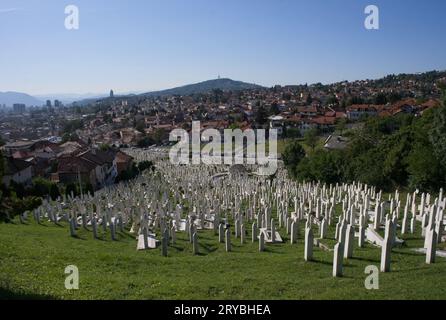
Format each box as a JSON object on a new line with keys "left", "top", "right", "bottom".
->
{"left": 259, "top": 229, "right": 283, "bottom": 243}
{"left": 413, "top": 248, "right": 446, "bottom": 258}
{"left": 137, "top": 234, "right": 160, "bottom": 250}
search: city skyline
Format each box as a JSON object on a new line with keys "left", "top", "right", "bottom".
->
{"left": 1, "top": 0, "right": 446, "bottom": 95}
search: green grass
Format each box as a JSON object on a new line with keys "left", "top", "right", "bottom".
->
{"left": 1, "top": 215, "right": 445, "bottom": 300}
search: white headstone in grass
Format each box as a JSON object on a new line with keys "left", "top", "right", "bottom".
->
{"left": 171, "top": 225, "right": 176, "bottom": 244}
{"left": 252, "top": 222, "right": 258, "bottom": 243}
{"left": 189, "top": 223, "right": 194, "bottom": 243}
{"left": 235, "top": 219, "right": 240, "bottom": 239}
{"left": 240, "top": 224, "right": 245, "bottom": 244}
{"left": 225, "top": 228, "right": 231, "bottom": 252}
{"left": 391, "top": 215, "right": 397, "bottom": 245}
{"left": 344, "top": 224, "right": 354, "bottom": 259}
{"left": 426, "top": 224, "right": 437, "bottom": 264}
{"left": 358, "top": 224, "right": 365, "bottom": 248}
{"left": 185, "top": 218, "right": 190, "bottom": 235}
{"left": 304, "top": 227, "right": 313, "bottom": 261}
{"left": 320, "top": 218, "right": 328, "bottom": 239}
{"left": 401, "top": 205, "right": 409, "bottom": 235}
{"left": 278, "top": 210, "right": 283, "bottom": 228}
{"left": 214, "top": 212, "right": 220, "bottom": 235}
{"left": 373, "top": 203, "right": 381, "bottom": 231}
{"left": 92, "top": 216, "right": 98, "bottom": 239}
{"left": 219, "top": 223, "right": 224, "bottom": 243}
{"left": 335, "top": 216, "right": 342, "bottom": 240}
{"left": 257, "top": 213, "right": 262, "bottom": 229}
{"left": 339, "top": 220, "right": 347, "bottom": 246}
{"left": 271, "top": 219, "right": 276, "bottom": 243}
{"left": 420, "top": 193, "right": 426, "bottom": 216}
{"left": 291, "top": 221, "right": 298, "bottom": 244}
{"left": 35, "top": 209, "right": 40, "bottom": 224}
{"left": 333, "top": 242, "right": 343, "bottom": 277}
{"left": 110, "top": 220, "right": 117, "bottom": 241}
{"left": 69, "top": 218, "right": 76, "bottom": 237}
{"left": 328, "top": 205, "right": 334, "bottom": 226}
{"left": 259, "top": 231, "right": 265, "bottom": 252}
{"left": 142, "top": 227, "right": 149, "bottom": 250}
{"left": 193, "top": 232, "right": 199, "bottom": 255}
{"left": 81, "top": 213, "right": 87, "bottom": 229}
{"left": 380, "top": 220, "right": 393, "bottom": 272}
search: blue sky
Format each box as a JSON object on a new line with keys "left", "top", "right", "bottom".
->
{"left": 0, "top": 0, "right": 445, "bottom": 95}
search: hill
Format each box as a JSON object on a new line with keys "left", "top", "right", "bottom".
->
{"left": 141, "top": 78, "right": 264, "bottom": 97}
{"left": 0, "top": 91, "right": 42, "bottom": 107}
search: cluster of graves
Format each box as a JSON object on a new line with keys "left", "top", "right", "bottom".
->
{"left": 25, "top": 148, "right": 446, "bottom": 278}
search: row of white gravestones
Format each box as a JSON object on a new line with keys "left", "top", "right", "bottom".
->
{"left": 141, "top": 149, "right": 444, "bottom": 260}
{"left": 30, "top": 149, "right": 446, "bottom": 272}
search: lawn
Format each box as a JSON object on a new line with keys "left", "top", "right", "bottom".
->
{"left": 1, "top": 212, "right": 445, "bottom": 300}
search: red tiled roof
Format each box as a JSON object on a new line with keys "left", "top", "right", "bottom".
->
{"left": 347, "top": 104, "right": 378, "bottom": 112}
{"left": 421, "top": 99, "right": 441, "bottom": 109}
{"left": 312, "top": 116, "right": 336, "bottom": 125}
{"left": 116, "top": 151, "right": 133, "bottom": 163}
{"left": 58, "top": 156, "right": 96, "bottom": 174}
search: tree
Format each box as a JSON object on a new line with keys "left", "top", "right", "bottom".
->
{"left": 0, "top": 152, "right": 6, "bottom": 221}
{"left": 296, "top": 149, "right": 345, "bottom": 184}
{"left": 306, "top": 93, "right": 313, "bottom": 105}
{"left": 137, "top": 136, "right": 154, "bottom": 148}
{"left": 283, "top": 141, "right": 306, "bottom": 179}
{"left": 135, "top": 121, "right": 146, "bottom": 134}
{"left": 269, "top": 102, "right": 280, "bottom": 116}
{"left": 138, "top": 161, "right": 154, "bottom": 172}
{"left": 336, "top": 118, "right": 347, "bottom": 135}
{"left": 152, "top": 128, "right": 168, "bottom": 144}
{"left": 429, "top": 92, "right": 446, "bottom": 166}
{"left": 255, "top": 106, "right": 268, "bottom": 126}
{"left": 304, "top": 128, "right": 319, "bottom": 152}
{"left": 374, "top": 93, "right": 387, "bottom": 105}
{"left": 61, "top": 133, "right": 71, "bottom": 143}
{"left": 407, "top": 142, "right": 445, "bottom": 192}
{"left": 326, "top": 95, "right": 338, "bottom": 106}
{"left": 99, "top": 144, "right": 111, "bottom": 151}
{"left": 49, "top": 183, "right": 61, "bottom": 201}
{"left": 283, "top": 127, "right": 301, "bottom": 139}
{"left": 65, "top": 183, "right": 78, "bottom": 198}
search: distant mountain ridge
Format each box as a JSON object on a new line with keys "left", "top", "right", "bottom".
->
{"left": 73, "top": 78, "right": 264, "bottom": 105}
{"left": 0, "top": 91, "right": 43, "bottom": 107}
{"left": 141, "top": 78, "right": 264, "bottom": 97}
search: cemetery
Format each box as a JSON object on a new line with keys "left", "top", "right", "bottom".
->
{"left": 0, "top": 148, "right": 445, "bottom": 299}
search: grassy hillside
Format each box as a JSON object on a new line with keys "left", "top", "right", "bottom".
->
{"left": 0, "top": 212, "right": 444, "bottom": 300}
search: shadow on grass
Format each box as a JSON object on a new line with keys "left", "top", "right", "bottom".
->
{"left": 310, "top": 258, "right": 332, "bottom": 266}
{"left": 71, "top": 235, "right": 88, "bottom": 241}
{"left": 392, "top": 250, "right": 425, "bottom": 257}
{"left": 351, "top": 256, "right": 380, "bottom": 263}
{"left": 0, "top": 287, "right": 58, "bottom": 300}
{"left": 170, "top": 245, "right": 185, "bottom": 252}
{"left": 199, "top": 243, "right": 218, "bottom": 255}
{"left": 120, "top": 231, "right": 136, "bottom": 240}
